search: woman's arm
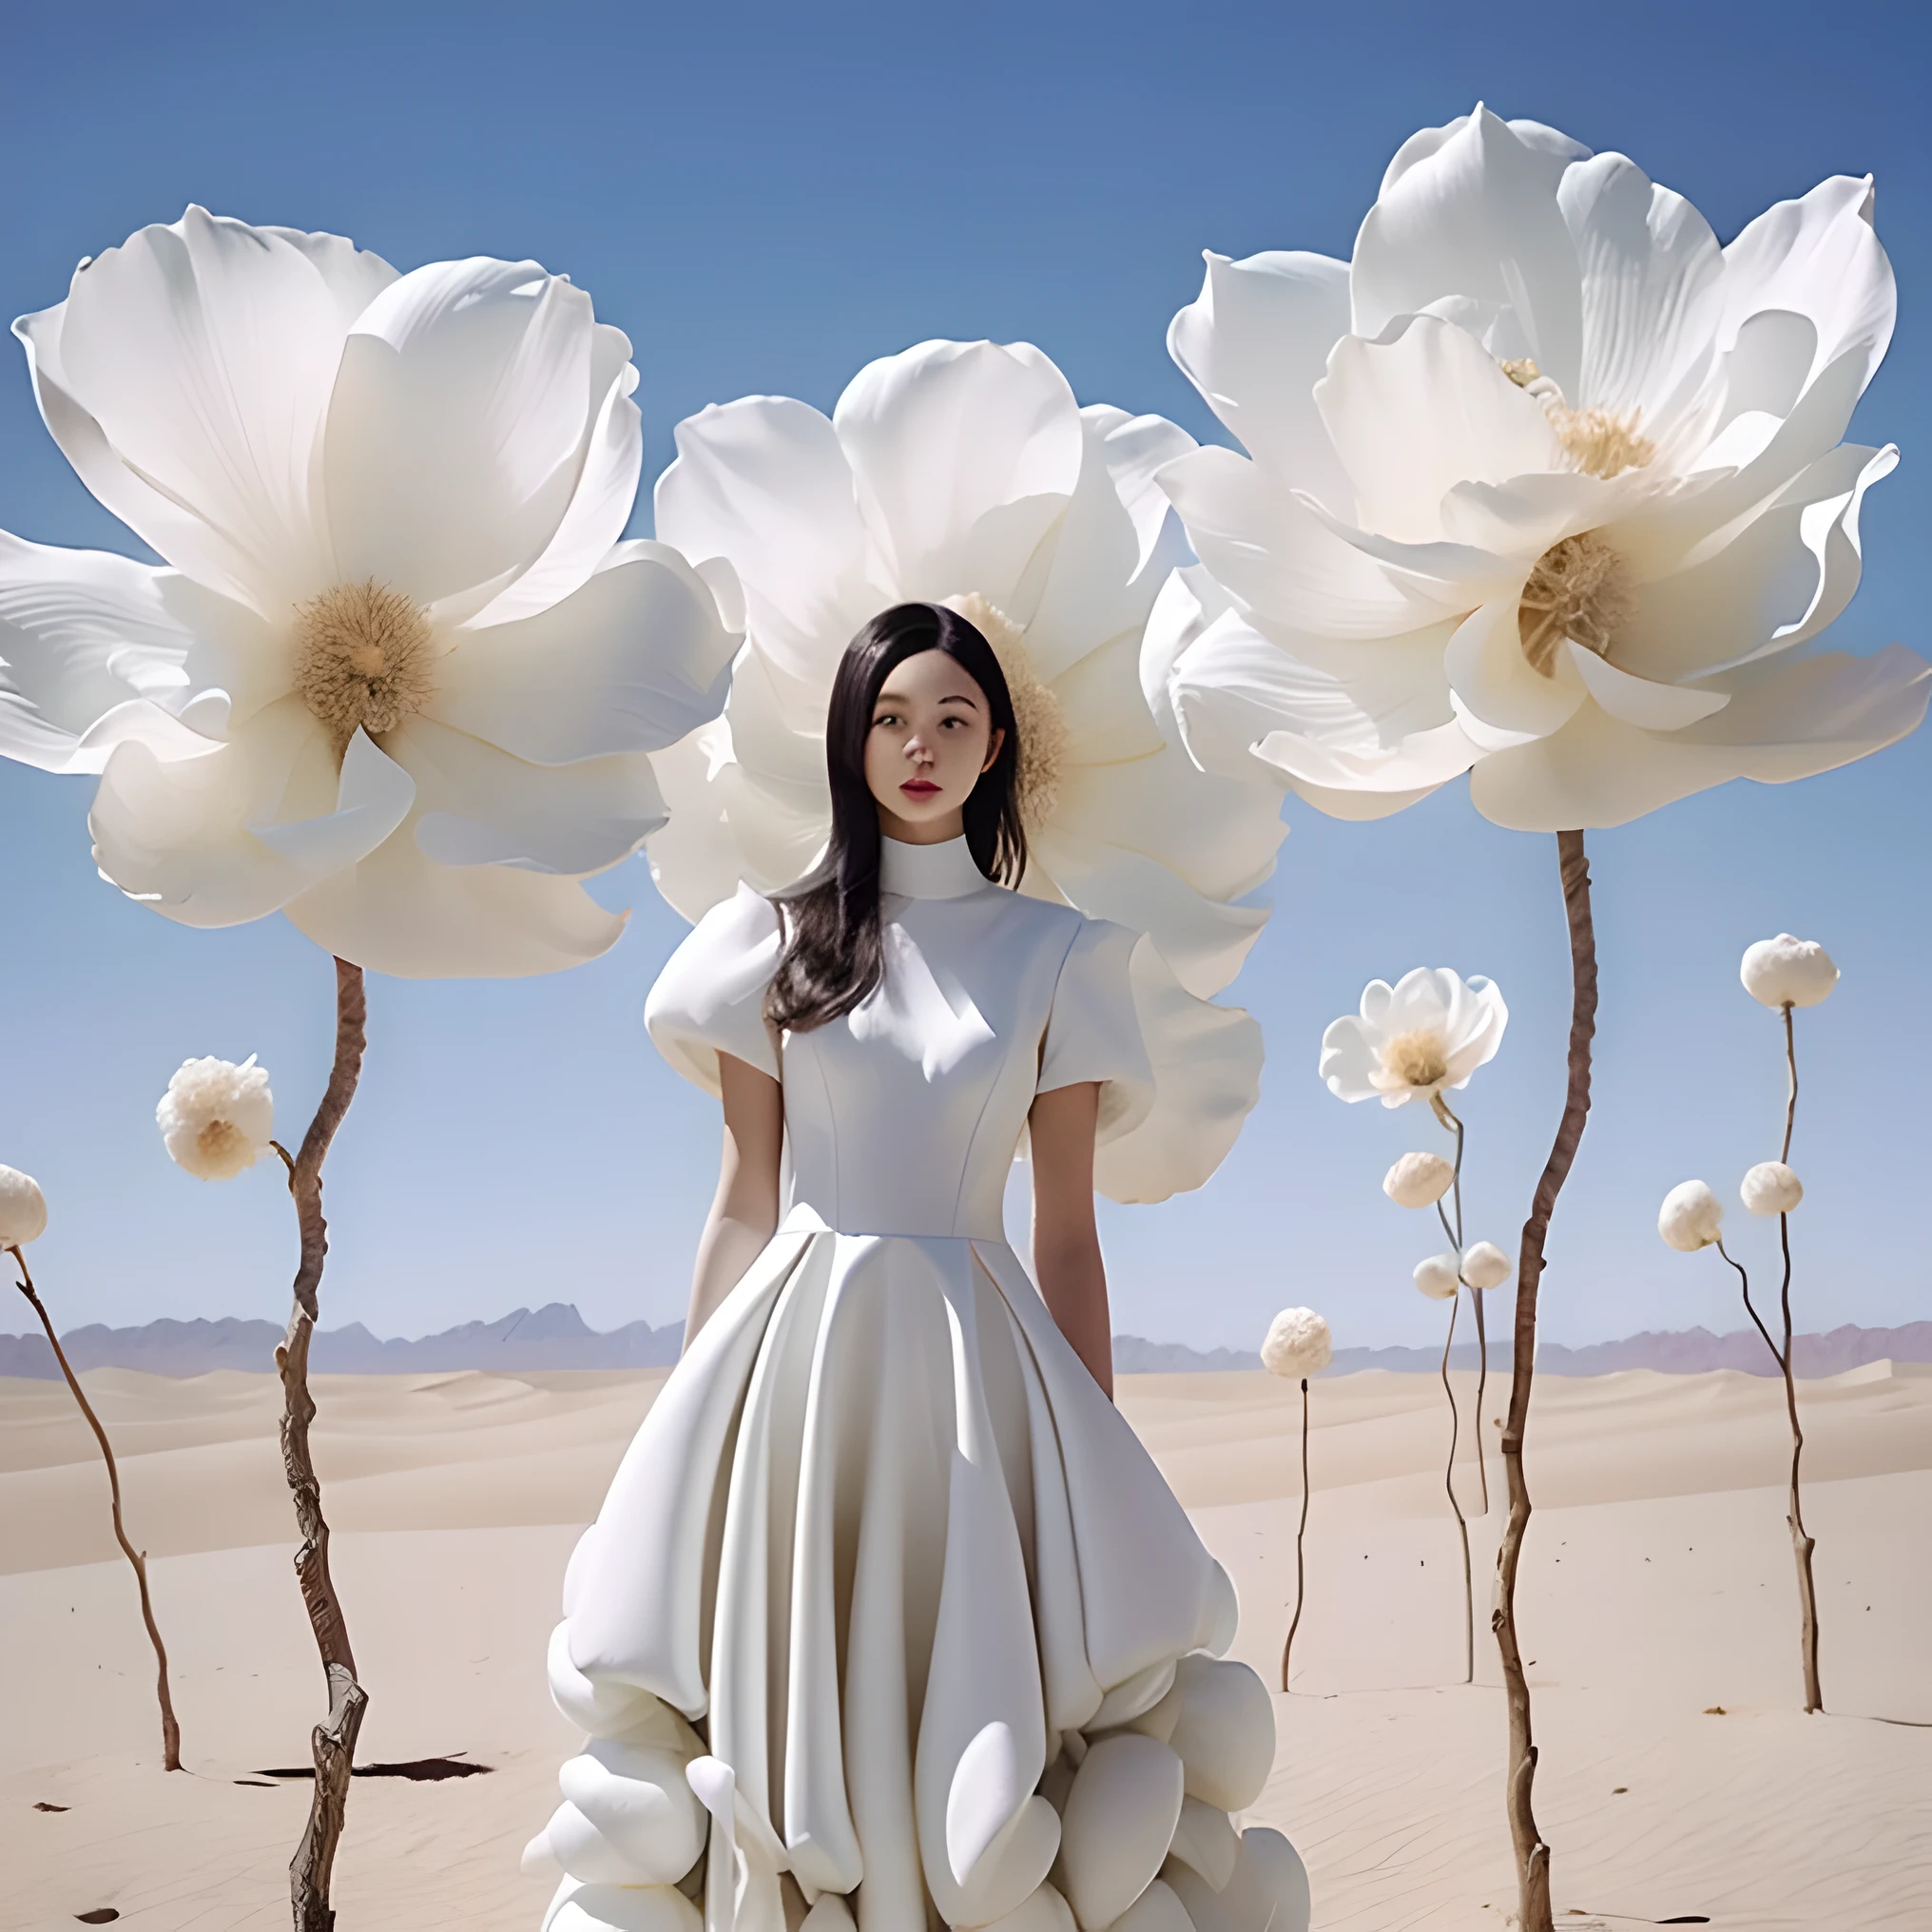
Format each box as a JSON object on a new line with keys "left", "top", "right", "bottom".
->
{"left": 1029, "top": 1080, "right": 1112, "bottom": 1400}
{"left": 684, "top": 1052, "right": 783, "bottom": 1351}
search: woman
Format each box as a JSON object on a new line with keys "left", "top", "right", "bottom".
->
{"left": 530, "top": 605, "right": 1306, "bottom": 1932}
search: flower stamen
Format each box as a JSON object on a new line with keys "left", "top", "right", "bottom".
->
{"left": 293, "top": 581, "right": 435, "bottom": 754}
{"left": 943, "top": 592, "right": 1067, "bottom": 829}
{"left": 1498, "top": 357, "right": 1654, "bottom": 479}
{"left": 1381, "top": 1028, "right": 1450, "bottom": 1092}
{"left": 194, "top": 1119, "right": 250, "bottom": 1170}
{"left": 1518, "top": 531, "right": 1629, "bottom": 678}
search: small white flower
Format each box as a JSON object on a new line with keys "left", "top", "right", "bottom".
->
{"left": 1413, "top": 1252, "right": 1462, "bottom": 1301}
{"left": 1262, "top": 1306, "right": 1333, "bottom": 1379}
{"left": 1322, "top": 968, "right": 1507, "bottom": 1108}
{"left": 1740, "top": 935, "right": 1839, "bottom": 1010}
{"left": 1741, "top": 1161, "right": 1805, "bottom": 1217}
{"left": 0, "top": 1165, "right": 48, "bottom": 1247}
{"left": 1460, "top": 1241, "right": 1513, "bottom": 1291}
{"left": 1383, "top": 1150, "right": 1456, "bottom": 1209}
{"left": 1659, "top": 1180, "right": 1725, "bottom": 1253}
{"left": 158, "top": 1056, "right": 275, "bottom": 1181}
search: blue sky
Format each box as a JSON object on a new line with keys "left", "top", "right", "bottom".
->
{"left": 3, "top": 0, "right": 1928, "bottom": 1352}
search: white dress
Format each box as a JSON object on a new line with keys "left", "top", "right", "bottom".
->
{"left": 528, "top": 836, "right": 1309, "bottom": 1932}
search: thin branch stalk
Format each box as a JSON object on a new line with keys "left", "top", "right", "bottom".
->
{"left": 1495, "top": 829, "right": 1597, "bottom": 1932}
{"left": 1281, "top": 1377, "right": 1311, "bottom": 1691}
{"left": 1439, "top": 1291, "right": 1473, "bottom": 1684}
{"left": 278, "top": 957, "right": 372, "bottom": 1932}
{"left": 1434, "top": 1094, "right": 1489, "bottom": 1517}
{"left": 10, "top": 1249, "right": 181, "bottom": 1771}
{"left": 1778, "top": 1004, "right": 1823, "bottom": 1712}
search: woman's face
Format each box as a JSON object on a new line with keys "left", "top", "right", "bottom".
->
{"left": 864, "top": 648, "right": 1005, "bottom": 843}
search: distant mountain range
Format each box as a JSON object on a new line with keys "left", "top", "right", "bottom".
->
{"left": 4, "top": 1305, "right": 1928, "bottom": 1381}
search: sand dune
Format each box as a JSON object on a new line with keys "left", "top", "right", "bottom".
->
{"left": 3, "top": 1362, "right": 1928, "bottom": 1929}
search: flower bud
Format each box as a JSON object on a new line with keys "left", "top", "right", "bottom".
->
{"left": 1413, "top": 1252, "right": 1461, "bottom": 1301}
{"left": 1740, "top": 935, "right": 1837, "bottom": 1010}
{"left": 1741, "top": 1161, "right": 1804, "bottom": 1217}
{"left": 1460, "top": 1241, "right": 1512, "bottom": 1291}
{"left": 1659, "top": 1180, "right": 1724, "bottom": 1253}
{"left": 158, "top": 1055, "right": 275, "bottom": 1181}
{"left": 1262, "top": 1306, "right": 1333, "bottom": 1379}
{"left": 1383, "top": 1150, "right": 1455, "bottom": 1209}
{"left": 0, "top": 1166, "right": 48, "bottom": 1248}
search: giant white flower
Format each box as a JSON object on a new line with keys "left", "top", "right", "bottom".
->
{"left": 1148, "top": 108, "right": 1928, "bottom": 829}
{"left": 1321, "top": 967, "right": 1507, "bottom": 1108}
{"left": 0, "top": 208, "right": 739, "bottom": 976}
{"left": 647, "top": 337, "right": 1284, "bottom": 1002}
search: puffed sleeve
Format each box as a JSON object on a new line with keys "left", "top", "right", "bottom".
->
{"left": 1038, "top": 918, "right": 1157, "bottom": 1143}
{"left": 644, "top": 884, "right": 782, "bottom": 1093}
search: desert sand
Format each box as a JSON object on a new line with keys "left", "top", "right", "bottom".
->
{"left": 3, "top": 1360, "right": 1928, "bottom": 1931}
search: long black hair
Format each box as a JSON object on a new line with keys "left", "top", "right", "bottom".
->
{"left": 764, "top": 602, "right": 1025, "bottom": 1033}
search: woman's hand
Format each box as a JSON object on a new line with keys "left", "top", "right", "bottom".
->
{"left": 684, "top": 1052, "right": 783, "bottom": 1350}
{"left": 1029, "top": 1080, "right": 1112, "bottom": 1400}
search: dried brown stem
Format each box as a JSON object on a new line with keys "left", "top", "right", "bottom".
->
{"left": 1495, "top": 829, "right": 1596, "bottom": 1932}
{"left": 1776, "top": 1006, "right": 1823, "bottom": 1712}
{"left": 10, "top": 1248, "right": 181, "bottom": 1771}
{"left": 278, "top": 957, "right": 371, "bottom": 1932}
{"left": 1281, "top": 1377, "right": 1311, "bottom": 1691}
{"left": 1439, "top": 1291, "right": 1473, "bottom": 1684}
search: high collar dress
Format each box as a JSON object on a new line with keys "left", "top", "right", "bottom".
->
{"left": 530, "top": 838, "right": 1308, "bottom": 1932}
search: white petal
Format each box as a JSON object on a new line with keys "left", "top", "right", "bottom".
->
{"left": 396, "top": 717, "right": 666, "bottom": 876}
{"left": 1565, "top": 642, "right": 1729, "bottom": 729}
{"left": 830, "top": 339, "right": 1083, "bottom": 611}
{"left": 1084, "top": 404, "right": 1198, "bottom": 582}
{"left": 1167, "top": 249, "right": 1356, "bottom": 505}
{"left": 1443, "top": 595, "right": 1585, "bottom": 738}
{"left": 1157, "top": 446, "right": 1457, "bottom": 639}
{"left": 467, "top": 330, "right": 643, "bottom": 626}
{"left": 1316, "top": 316, "right": 1564, "bottom": 545}
{"left": 1719, "top": 176, "right": 1895, "bottom": 397}
{"left": 323, "top": 260, "right": 620, "bottom": 609}
{"left": 1091, "top": 938, "right": 1262, "bottom": 1203}
{"left": 1614, "top": 443, "right": 1894, "bottom": 684}
{"left": 654, "top": 396, "right": 877, "bottom": 690}
{"left": 1470, "top": 644, "right": 1931, "bottom": 830}
{"left": 1557, "top": 154, "right": 1725, "bottom": 443}
{"left": 0, "top": 533, "right": 200, "bottom": 772}
{"left": 89, "top": 704, "right": 413, "bottom": 925}
{"left": 284, "top": 813, "right": 627, "bottom": 976}
{"left": 427, "top": 540, "right": 735, "bottom": 763}
{"left": 1351, "top": 106, "right": 1584, "bottom": 398}
{"left": 13, "top": 208, "right": 394, "bottom": 609}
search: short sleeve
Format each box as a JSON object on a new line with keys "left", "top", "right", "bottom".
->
{"left": 1038, "top": 918, "right": 1156, "bottom": 1142}
{"left": 645, "top": 884, "right": 782, "bottom": 1093}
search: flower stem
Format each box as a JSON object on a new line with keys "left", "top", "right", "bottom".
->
{"left": 1776, "top": 1005, "right": 1823, "bottom": 1713}
{"left": 279, "top": 958, "right": 371, "bottom": 1932}
{"left": 1281, "top": 1377, "right": 1311, "bottom": 1692}
{"left": 10, "top": 1246, "right": 181, "bottom": 1771}
{"left": 1434, "top": 1095, "right": 1488, "bottom": 1516}
{"left": 1496, "top": 829, "right": 1596, "bottom": 1932}
{"left": 1440, "top": 1290, "right": 1473, "bottom": 1684}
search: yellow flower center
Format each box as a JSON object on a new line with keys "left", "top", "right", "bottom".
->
{"left": 195, "top": 1119, "right": 250, "bottom": 1169}
{"left": 293, "top": 580, "right": 435, "bottom": 753}
{"left": 1381, "top": 1029, "right": 1450, "bottom": 1091}
{"left": 1517, "top": 531, "right": 1630, "bottom": 678}
{"left": 943, "top": 592, "right": 1068, "bottom": 830}
{"left": 1500, "top": 357, "right": 1654, "bottom": 479}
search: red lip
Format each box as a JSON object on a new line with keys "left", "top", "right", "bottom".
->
{"left": 899, "top": 779, "right": 940, "bottom": 797}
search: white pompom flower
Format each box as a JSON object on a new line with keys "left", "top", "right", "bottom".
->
{"left": 158, "top": 1055, "right": 276, "bottom": 1181}
{"left": 1263, "top": 1306, "right": 1333, "bottom": 1379}
{"left": 0, "top": 1165, "right": 48, "bottom": 1248}
{"left": 1659, "top": 1180, "right": 1725, "bottom": 1253}
{"left": 1383, "top": 1150, "right": 1456, "bottom": 1209}
{"left": 1740, "top": 935, "right": 1839, "bottom": 1010}
{"left": 1322, "top": 967, "right": 1507, "bottom": 1108}
{"left": 1413, "top": 1252, "right": 1462, "bottom": 1301}
{"left": 1461, "top": 1241, "right": 1513, "bottom": 1291}
{"left": 1742, "top": 1161, "right": 1805, "bottom": 1217}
